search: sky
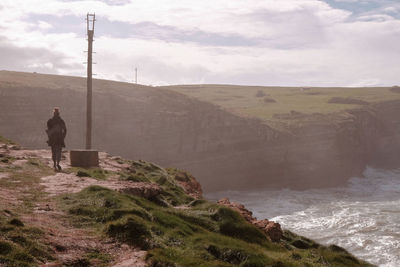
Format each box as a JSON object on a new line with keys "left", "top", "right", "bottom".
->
{"left": 0, "top": 0, "right": 399, "bottom": 87}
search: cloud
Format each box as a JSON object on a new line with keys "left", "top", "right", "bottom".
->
{"left": 0, "top": 36, "right": 83, "bottom": 74}
{"left": 0, "top": 0, "right": 399, "bottom": 87}
{"left": 37, "top": 20, "right": 53, "bottom": 30}
{"left": 26, "top": 14, "right": 259, "bottom": 47}
{"left": 59, "top": 0, "right": 131, "bottom": 6}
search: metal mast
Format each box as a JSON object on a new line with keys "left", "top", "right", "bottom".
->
{"left": 86, "top": 13, "right": 95, "bottom": 149}
{"left": 135, "top": 67, "right": 138, "bottom": 84}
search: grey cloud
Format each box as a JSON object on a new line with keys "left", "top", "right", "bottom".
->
{"left": 58, "top": 0, "right": 130, "bottom": 6}
{"left": 26, "top": 14, "right": 259, "bottom": 47}
{"left": 99, "top": 20, "right": 259, "bottom": 47}
{"left": 112, "top": 55, "right": 333, "bottom": 87}
{"left": 0, "top": 36, "right": 84, "bottom": 74}
{"left": 241, "top": 8, "right": 330, "bottom": 49}
{"left": 119, "top": 48, "right": 400, "bottom": 87}
{"left": 97, "top": 0, "right": 130, "bottom": 5}
{"left": 26, "top": 14, "right": 85, "bottom": 36}
{"left": 26, "top": 13, "right": 330, "bottom": 49}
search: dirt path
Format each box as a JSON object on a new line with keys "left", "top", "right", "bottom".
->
{"left": 0, "top": 144, "right": 147, "bottom": 266}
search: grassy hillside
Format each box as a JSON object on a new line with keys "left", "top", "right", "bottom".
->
{"left": 164, "top": 84, "right": 400, "bottom": 121}
{"left": 0, "top": 70, "right": 151, "bottom": 94}
{"left": 0, "top": 136, "right": 373, "bottom": 266}
{"left": 3, "top": 70, "right": 397, "bottom": 124}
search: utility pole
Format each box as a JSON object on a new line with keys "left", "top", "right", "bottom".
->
{"left": 135, "top": 67, "right": 138, "bottom": 84}
{"left": 70, "top": 13, "right": 99, "bottom": 168}
{"left": 86, "top": 13, "right": 95, "bottom": 149}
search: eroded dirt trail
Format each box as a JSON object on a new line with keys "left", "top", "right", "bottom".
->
{"left": 0, "top": 143, "right": 147, "bottom": 266}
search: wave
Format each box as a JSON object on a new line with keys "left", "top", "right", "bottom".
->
{"left": 206, "top": 167, "right": 400, "bottom": 267}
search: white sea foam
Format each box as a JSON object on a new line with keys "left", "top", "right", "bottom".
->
{"left": 206, "top": 167, "right": 400, "bottom": 267}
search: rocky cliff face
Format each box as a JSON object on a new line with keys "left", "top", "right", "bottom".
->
{"left": 1, "top": 72, "right": 400, "bottom": 192}
{"left": 170, "top": 100, "right": 400, "bottom": 191}
{"left": 368, "top": 101, "right": 400, "bottom": 168}
{"left": 0, "top": 79, "right": 282, "bottom": 191}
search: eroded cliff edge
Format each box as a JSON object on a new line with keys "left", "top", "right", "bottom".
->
{"left": 1, "top": 71, "right": 400, "bottom": 191}
{"left": 0, "top": 137, "right": 373, "bottom": 266}
{"left": 171, "top": 99, "right": 400, "bottom": 191}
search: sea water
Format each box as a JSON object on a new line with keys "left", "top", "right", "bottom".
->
{"left": 206, "top": 167, "right": 400, "bottom": 267}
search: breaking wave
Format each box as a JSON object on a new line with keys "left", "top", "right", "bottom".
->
{"left": 206, "top": 167, "right": 400, "bottom": 266}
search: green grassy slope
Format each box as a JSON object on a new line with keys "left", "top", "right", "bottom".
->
{"left": 58, "top": 150, "right": 373, "bottom": 267}
{"left": 164, "top": 84, "right": 400, "bottom": 121}
{"left": 0, "top": 135, "right": 373, "bottom": 266}
{"left": 61, "top": 185, "right": 373, "bottom": 266}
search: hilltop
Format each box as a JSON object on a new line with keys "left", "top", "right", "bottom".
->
{"left": 0, "top": 136, "right": 373, "bottom": 266}
{"left": 164, "top": 84, "right": 400, "bottom": 125}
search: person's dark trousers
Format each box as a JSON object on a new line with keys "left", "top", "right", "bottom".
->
{"left": 51, "top": 145, "right": 62, "bottom": 168}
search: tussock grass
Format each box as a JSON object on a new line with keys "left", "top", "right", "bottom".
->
{"left": 83, "top": 249, "right": 112, "bottom": 267}
{"left": 59, "top": 184, "right": 373, "bottom": 266}
{"left": 119, "top": 161, "right": 194, "bottom": 206}
{"left": 0, "top": 214, "right": 54, "bottom": 266}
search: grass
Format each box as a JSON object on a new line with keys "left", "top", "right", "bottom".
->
{"left": 0, "top": 212, "right": 54, "bottom": 266}
{"left": 0, "top": 159, "right": 51, "bottom": 189}
{"left": 119, "top": 160, "right": 194, "bottom": 206}
{"left": 165, "top": 85, "right": 400, "bottom": 122}
{"left": 0, "top": 135, "right": 16, "bottom": 145}
{"left": 0, "top": 146, "right": 55, "bottom": 266}
{"left": 0, "top": 156, "right": 53, "bottom": 216}
{"left": 64, "top": 167, "right": 113, "bottom": 180}
{"left": 0, "top": 146, "right": 114, "bottom": 266}
{"left": 59, "top": 184, "right": 373, "bottom": 266}
{"left": 82, "top": 249, "right": 112, "bottom": 267}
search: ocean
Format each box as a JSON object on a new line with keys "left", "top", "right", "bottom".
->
{"left": 206, "top": 167, "right": 400, "bottom": 267}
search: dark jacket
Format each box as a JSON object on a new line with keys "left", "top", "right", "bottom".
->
{"left": 46, "top": 115, "right": 67, "bottom": 147}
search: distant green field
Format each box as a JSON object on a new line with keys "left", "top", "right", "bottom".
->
{"left": 164, "top": 85, "right": 400, "bottom": 121}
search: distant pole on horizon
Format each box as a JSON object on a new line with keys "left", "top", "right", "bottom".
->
{"left": 86, "top": 13, "right": 95, "bottom": 150}
{"left": 135, "top": 67, "right": 138, "bottom": 84}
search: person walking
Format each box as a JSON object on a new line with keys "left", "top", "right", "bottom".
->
{"left": 46, "top": 107, "right": 67, "bottom": 171}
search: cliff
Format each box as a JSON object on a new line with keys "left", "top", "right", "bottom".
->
{"left": 1, "top": 71, "right": 400, "bottom": 191}
{"left": 0, "top": 136, "right": 373, "bottom": 266}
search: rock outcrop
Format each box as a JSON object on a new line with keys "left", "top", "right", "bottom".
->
{"left": 217, "top": 198, "right": 283, "bottom": 242}
{"left": 169, "top": 169, "right": 203, "bottom": 199}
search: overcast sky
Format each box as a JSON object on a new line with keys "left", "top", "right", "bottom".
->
{"left": 0, "top": 0, "right": 399, "bottom": 86}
